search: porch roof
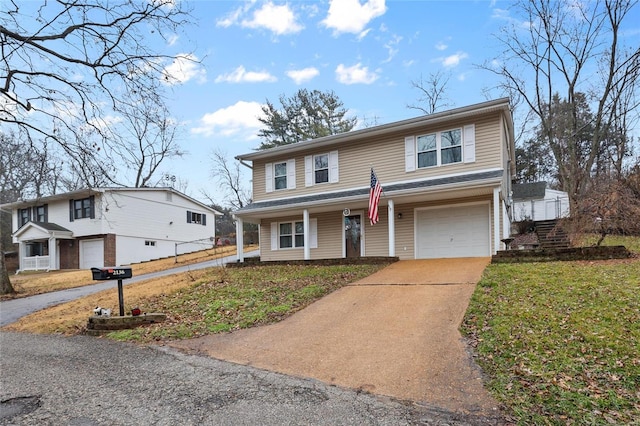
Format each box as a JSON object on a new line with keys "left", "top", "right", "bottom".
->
{"left": 13, "top": 221, "right": 74, "bottom": 240}
{"left": 234, "top": 169, "right": 504, "bottom": 221}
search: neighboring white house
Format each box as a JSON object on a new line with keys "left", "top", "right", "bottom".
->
{"left": 1, "top": 187, "right": 222, "bottom": 272}
{"left": 511, "top": 182, "right": 570, "bottom": 221}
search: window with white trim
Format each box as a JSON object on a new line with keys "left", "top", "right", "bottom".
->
{"left": 265, "top": 159, "right": 296, "bottom": 192}
{"left": 271, "top": 219, "right": 318, "bottom": 250}
{"left": 145, "top": 240, "right": 156, "bottom": 246}
{"left": 274, "top": 162, "right": 287, "bottom": 190}
{"left": 305, "top": 151, "right": 338, "bottom": 187}
{"left": 417, "top": 128, "right": 462, "bottom": 168}
{"left": 279, "top": 221, "right": 304, "bottom": 249}
{"left": 406, "top": 124, "right": 475, "bottom": 172}
{"left": 186, "top": 211, "right": 207, "bottom": 225}
{"left": 314, "top": 154, "right": 329, "bottom": 184}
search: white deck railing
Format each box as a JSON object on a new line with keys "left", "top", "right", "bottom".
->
{"left": 21, "top": 255, "right": 50, "bottom": 271}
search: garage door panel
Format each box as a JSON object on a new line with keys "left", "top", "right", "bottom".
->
{"left": 80, "top": 239, "right": 104, "bottom": 269}
{"left": 416, "top": 204, "right": 489, "bottom": 259}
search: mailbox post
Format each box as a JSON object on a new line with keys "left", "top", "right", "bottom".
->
{"left": 91, "top": 266, "right": 133, "bottom": 316}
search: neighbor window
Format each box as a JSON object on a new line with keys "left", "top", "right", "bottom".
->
{"left": 34, "top": 205, "right": 47, "bottom": 222}
{"left": 19, "top": 208, "right": 30, "bottom": 227}
{"left": 314, "top": 154, "right": 329, "bottom": 184}
{"left": 69, "top": 196, "right": 95, "bottom": 221}
{"left": 274, "top": 162, "right": 287, "bottom": 190}
{"left": 417, "top": 128, "right": 462, "bottom": 169}
{"left": 145, "top": 240, "right": 156, "bottom": 246}
{"left": 279, "top": 221, "right": 304, "bottom": 249}
{"left": 187, "top": 211, "right": 206, "bottom": 225}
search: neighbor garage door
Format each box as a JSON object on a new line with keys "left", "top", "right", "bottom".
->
{"left": 416, "top": 204, "right": 490, "bottom": 258}
{"left": 80, "top": 239, "right": 104, "bottom": 269}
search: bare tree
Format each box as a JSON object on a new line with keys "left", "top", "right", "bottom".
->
{"left": 484, "top": 0, "right": 640, "bottom": 204}
{"left": 208, "top": 149, "right": 251, "bottom": 209}
{"left": 0, "top": 0, "right": 195, "bottom": 182}
{"left": 565, "top": 176, "right": 640, "bottom": 246}
{"left": 109, "top": 98, "right": 185, "bottom": 188}
{"left": 407, "top": 70, "right": 452, "bottom": 115}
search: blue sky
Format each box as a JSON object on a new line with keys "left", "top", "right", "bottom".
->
{"left": 163, "top": 0, "right": 516, "bottom": 202}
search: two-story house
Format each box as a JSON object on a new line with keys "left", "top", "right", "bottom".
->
{"left": 232, "top": 98, "right": 515, "bottom": 262}
{"left": 1, "top": 187, "right": 221, "bottom": 272}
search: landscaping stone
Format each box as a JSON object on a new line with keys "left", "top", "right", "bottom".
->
{"left": 492, "top": 245, "right": 632, "bottom": 263}
{"left": 85, "top": 313, "right": 166, "bottom": 336}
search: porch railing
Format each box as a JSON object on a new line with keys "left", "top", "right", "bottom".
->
{"left": 21, "top": 255, "right": 51, "bottom": 271}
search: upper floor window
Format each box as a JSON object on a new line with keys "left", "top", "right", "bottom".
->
{"left": 186, "top": 210, "right": 207, "bottom": 226}
{"left": 265, "top": 159, "right": 296, "bottom": 192}
{"left": 406, "top": 125, "right": 474, "bottom": 172}
{"left": 274, "top": 162, "right": 288, "bottom": 190}
{"left": 69, "top": 196, "right": 95, "bottom": 221}
{"left": 19, "top": 208, "right": 30, "bottom": 227}
{"left": 314, "top": 154, "right": 329, "bottom": 184}
{"left": 417, "top": 128, "right": 462, "bottom": 169}
{"left": 74, "top": 198, "right": 92, "bottom": 219}
{"left": 35, "top": 205, "right": 47, "bottom": 222}
{"left": 305, "top": 151, "right": 339, "bottom": 187}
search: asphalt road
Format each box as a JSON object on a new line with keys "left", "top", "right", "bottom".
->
{"left": 0, "top": 332, "right": 499, "bottom": 425}
{"left": 0, "top": 251, "right": 258, "bottom": 327}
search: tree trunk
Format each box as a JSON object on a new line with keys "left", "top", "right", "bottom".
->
{"left": 0, "top": 238, "right": 15, "bottom": 295}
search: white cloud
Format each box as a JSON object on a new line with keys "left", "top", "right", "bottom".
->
{"left": 432, "top": 52, "right": 469, "bottom": 68}
{"left": 191, "top": 101, "right": 264, "bottom": 138}
{"left": 322, "top": 0, "right": 387, "bottom": 36}
{"left": 286, "top": 67, "right": 320, "bottom": 84}
{"left": 335, "top": 63, "right": 379, "bottom": 84}
{"left": 215, "top": 66, "right": 277, "bottom": 83}
{"left": 241, "top": 2, "right": 303, "bottom": 35}
{"left": 161, "top": 54, "right": 206, "bottom": 85}
{"left": 435, "top": 41, "right": 448, "bottom": 51}
{"left": 167, "top": 34, "right": 179, "bottom": 47}
{"left": 382, "top": 34, "right": 402, "bottom": 63}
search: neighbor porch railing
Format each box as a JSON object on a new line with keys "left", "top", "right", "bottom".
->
{"left": 21, "top": 255, "right": 51, "bottom": 271}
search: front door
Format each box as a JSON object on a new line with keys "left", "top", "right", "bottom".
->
{"left": 344, "top": 215, "right": 362, "bottom": 258}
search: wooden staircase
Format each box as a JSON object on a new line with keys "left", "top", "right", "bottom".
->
{"left": 534, "top": 219, "right": 570, "bottom": 249}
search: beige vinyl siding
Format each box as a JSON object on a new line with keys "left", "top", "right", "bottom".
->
{"left": 259, "top": 212, "right": 343, "bottom": 261}
{"left": 363, "top": 208, "right": 389, "bottom": 257}
{"left": 252, "top": 113, "right": 505, "bottom": 202}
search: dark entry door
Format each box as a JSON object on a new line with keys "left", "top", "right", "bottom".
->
{"left": 344, "top": 215, "right": 362, "bottom": 258}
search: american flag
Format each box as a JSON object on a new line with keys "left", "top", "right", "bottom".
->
{"left": 368, "top": 168, "right": 383, "bottom": 225}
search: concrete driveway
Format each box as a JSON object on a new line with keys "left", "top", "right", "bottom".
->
{"left": 170, "top": 257, "right": 500, "bottom": 417}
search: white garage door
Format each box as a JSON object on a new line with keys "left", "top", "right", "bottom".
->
{"left": 416, "top": 204, "right": 490, "bottom": 259}
{"left": 80, "top": 239, "right": 104, "bottom": 269}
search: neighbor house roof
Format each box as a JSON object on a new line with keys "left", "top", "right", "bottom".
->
{"left": 0, "top": 187, "right": 222, "bottom": 215}
{"left": 512, "top": 182, "right": 547, "bottom": 200}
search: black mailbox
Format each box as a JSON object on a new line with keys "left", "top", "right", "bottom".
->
{"left": 91, "top": 266, "right": 133, "bottom": 281}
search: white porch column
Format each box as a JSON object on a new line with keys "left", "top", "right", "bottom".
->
{"left": 48, "top": 237, "right": 58, "bottom": 271}
{"left": 235, "top": 217, "right": 244, "bottom": 263}
{"left": 303, "top": 209, "right": 310, "bottom": 260}
{"left": 493, "top": 187, "right": 501, "bottom": 254}
{"left": 17, "top": 241, "right": 25, "bottom": 273}
{"left": 387, "top": 200, "right": 395, "bottom": 257}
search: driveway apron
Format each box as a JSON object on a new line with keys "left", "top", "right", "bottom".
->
{"left": 170, "top": 258, "right": 499, "bottom": 416}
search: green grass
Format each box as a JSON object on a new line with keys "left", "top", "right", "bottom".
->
{"left": 107, "top": 263, "right": 388, "bottom": 343}
{"left": 462, "top": 258, "right": 640, "bottom": 425}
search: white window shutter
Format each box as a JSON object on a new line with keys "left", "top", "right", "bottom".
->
{"left": 265, "top": 163, "right": 273, "bottom": 193}
{"left": 329, "top": 151, "right": 339, "bottom": 183}
{"left": 305, "top": 155, "right": 313, "bottom": 187}
{"left": 270, "top": 222, "right": 278, "bottom": 251}
{"left": 463, "top": 124, "right": 476, "bottom": 163}
{"left": 287, "top": 159, "right": 296, "bottom": 189}
{"left": 405, "top": 136, "right": 415, "bottom": 172}
{"left": 310, "top": 218, "right": 318, "bottom": 249}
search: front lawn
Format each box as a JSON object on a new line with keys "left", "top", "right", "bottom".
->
{"left": 462, "top": 256, "right": 640, "bottom": 424}
{"left": 4, "top": 263, "right": 389, "bottom": 342}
